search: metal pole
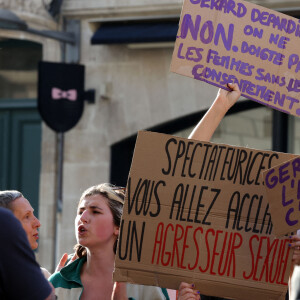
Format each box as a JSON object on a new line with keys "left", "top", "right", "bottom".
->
{"left": 56, "top": 132, "right": 64, "bottom": 212}
{"left": 52, "top": 132, "right": 64, "bottom": 271}
{"left": 51, "top": 18, "right": 79, "bottom": 271}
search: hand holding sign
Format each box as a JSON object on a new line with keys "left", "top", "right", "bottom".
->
{"left": 178, "top": 282, "right": 201, "bottom": 300}
{"left": 290, "top": 235, "right": 300, "bottom": 267}
{"left": 218, "top": 82, "right": 242, "bottom": 112}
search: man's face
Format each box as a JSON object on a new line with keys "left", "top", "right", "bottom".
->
{"left": 11, "top": 197, "right": 41, "bottom": 250}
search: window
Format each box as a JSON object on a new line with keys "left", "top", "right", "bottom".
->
{"left": 0, "top": 39, "right": 42, "bottom": 99}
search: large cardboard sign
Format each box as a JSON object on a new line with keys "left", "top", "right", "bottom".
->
{"left": 114, "top": 131, "right": 295, "bottom": 300}
{"left": 263, "top": 157, "right": 300, "bottom": 237}
{"left": 170, "top": 0, "right": 300, "bottom": 118}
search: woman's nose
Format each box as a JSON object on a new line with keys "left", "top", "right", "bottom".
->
{"left": 80, "top": 210, "right": 89, "bottom": 223}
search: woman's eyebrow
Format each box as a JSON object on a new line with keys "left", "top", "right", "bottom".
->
{"left": 89, "top": 205, "right": 103, "bottom": 210}
{"left": 78, "top": 204, "right": 103, "bottom": 210}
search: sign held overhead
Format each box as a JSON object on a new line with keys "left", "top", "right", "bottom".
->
{"left": 170, "top": 0, "right": 300, "bottom": 117}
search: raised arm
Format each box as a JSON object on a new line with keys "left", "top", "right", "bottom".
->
{"left": 189, "top": 83, "right": 241, "bottom": 142}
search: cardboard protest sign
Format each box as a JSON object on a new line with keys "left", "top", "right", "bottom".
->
{"left": 170, "top": 0, "right": 300, "bottom": 118}
{"left": 263, "top": 156, "right": 300, "bottom": 237}
{"left": 113, "top": 131, "right": 295, "bottom": 300}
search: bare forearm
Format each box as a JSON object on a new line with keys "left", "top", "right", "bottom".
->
{"left": 189, "top": 83, "right": 241, "bottom": 142}
{"left": 188, "top": 97, "right": 227, "bottom": 142}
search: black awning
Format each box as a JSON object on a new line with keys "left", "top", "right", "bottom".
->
{"left": 91, "top": 21, "right": 178, "bottom": 45}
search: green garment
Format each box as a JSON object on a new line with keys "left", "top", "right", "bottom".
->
{"left": 49, "top": 256, "right": 170, "bottom": 300}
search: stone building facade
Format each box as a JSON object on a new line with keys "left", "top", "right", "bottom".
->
{"left": 0, "top": 0, "right": 60, "bottom": 269}
{"left": 0, "top": 0, "right": 299, "bottom": 273}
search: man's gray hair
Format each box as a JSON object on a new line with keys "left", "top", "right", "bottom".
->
{"left": 0, "top": 190, "right": 23, "bottom": 210}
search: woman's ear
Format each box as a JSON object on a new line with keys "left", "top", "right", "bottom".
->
{"left": 114, "top": 226, "right": 120, "bottom": 236}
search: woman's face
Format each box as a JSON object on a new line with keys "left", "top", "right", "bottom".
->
{"left": 75, "top": 194, "right": 119, "bottom": 250}
{"left": 11, "top": 197, "right": 41, "bottom": 250}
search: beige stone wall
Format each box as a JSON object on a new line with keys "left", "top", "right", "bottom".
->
{"left": 0, "top": 0, "right": 58, "bottom": 30}
{"left": 0, "top": 2, "right": 60, "bottom": 272}
{"left": 62, "top": 0, "right": 300, "bottom": 17}
{"left": 62, "top": 0, "right": 300, "bottom": 10}
{"left": 176, "top": 106, "right": 273, "bottom": 149}
{"left": 294, "top": 118, "right": 300, "bottom": 153}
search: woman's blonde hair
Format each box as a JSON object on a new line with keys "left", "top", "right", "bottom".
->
{"left": 74, "top": 183, "right": 125, "bottom": 257}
